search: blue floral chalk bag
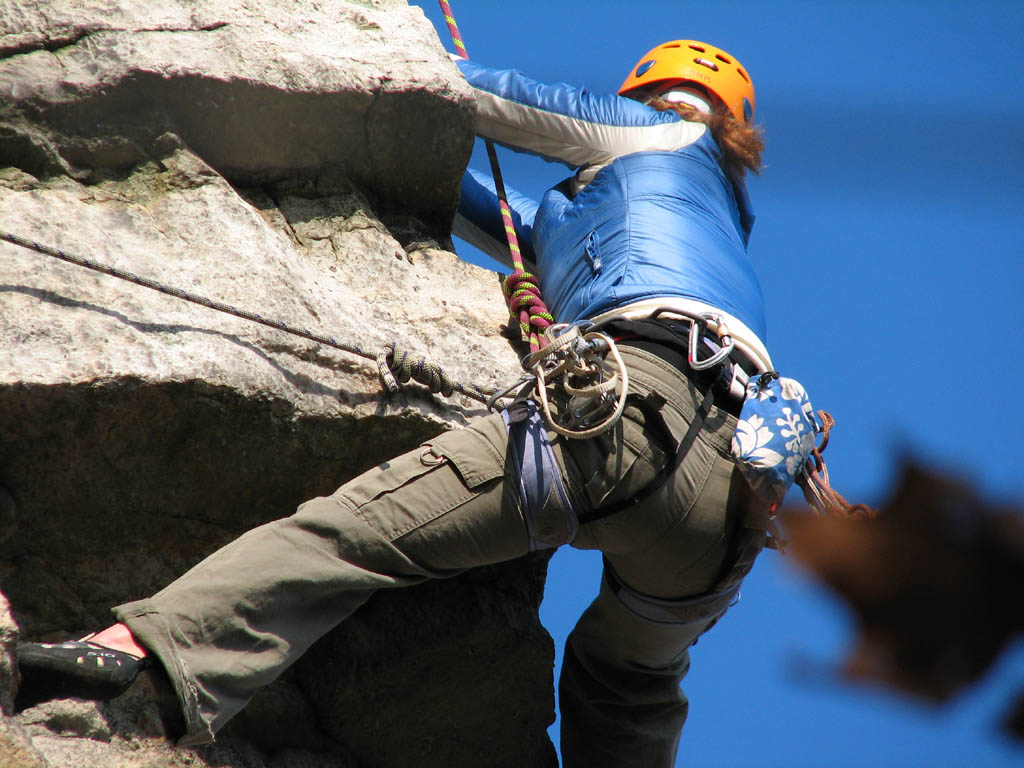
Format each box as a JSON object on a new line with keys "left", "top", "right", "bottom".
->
{"left": 730, "top": 372, "right": 821, "bottom": 507}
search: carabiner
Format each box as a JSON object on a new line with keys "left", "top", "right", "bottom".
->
{"left": 688, "top": 315, "right": 734, "bottom": 370}
{"left": 486, "top": 375, "right": 534, "bottom": 412}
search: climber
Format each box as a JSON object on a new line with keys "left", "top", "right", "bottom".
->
{"left": 17, "top": 40, "right": 772, "bottom": 767}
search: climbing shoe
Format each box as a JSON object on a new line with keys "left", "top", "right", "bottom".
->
{"left": 15, "top": 640, "right": 150, "bottom": 710}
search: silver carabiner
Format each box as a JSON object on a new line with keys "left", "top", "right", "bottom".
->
{"left": 688, "top": 315, "right": 735, "bottom": 371}
{"left": 486, "top": 375, "right": 534, "bottom": 412}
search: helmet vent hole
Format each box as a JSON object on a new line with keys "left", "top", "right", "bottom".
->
{"left": 693, "top": 56, "right": 719, "bottom": 72}
{"left": 737, "top": 67, "right": 750, "bottom": 83}
{"left": 662, "top": 43, "right": 681, "bottom": 48}
{"left": 715, "top": 53, "right": 732, "bottom": 64}
{"left": 687, "top": 43, "right": 706, "bottom": 52}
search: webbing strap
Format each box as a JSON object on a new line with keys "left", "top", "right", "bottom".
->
{"left": 603, "top": 557, "right": 740, "bottom": 626}
{"left": 503, "top": 400, "right": 577, "bottom": 550}
{"left": 576, "top": 387, "right": 715, "bottom": 525}
{"left": 602, "top": 509, "right": 766, "bottom": 627}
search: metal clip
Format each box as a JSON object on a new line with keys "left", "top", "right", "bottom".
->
{"left": 688, "top": 315, "right": 735, "bottom": 371}
{"left": 486, "top": 375, "right": 534, "bottom": 412}
{"left": 419, "top": 446, "right": 446, "bottom": 466}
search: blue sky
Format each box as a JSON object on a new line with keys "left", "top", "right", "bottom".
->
{"left": 411, "top": 2, "right": 1024, "bottom": 765}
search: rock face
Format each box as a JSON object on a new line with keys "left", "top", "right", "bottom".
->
{"left": 0, "top": 2, "right": 557, "bottom": 766}
{"left": 0, "top": 0, "right": 470, "bottom": 227}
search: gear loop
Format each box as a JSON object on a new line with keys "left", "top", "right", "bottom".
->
{"left": 519, "top": 324, "right": 630, "bottom": 439}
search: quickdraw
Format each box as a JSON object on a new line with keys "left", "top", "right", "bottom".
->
{"left": 507, "top": 303, "right": 747, "bottom": 440}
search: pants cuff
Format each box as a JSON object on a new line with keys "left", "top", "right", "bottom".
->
{"left": 113, "top": 598, "right": 215, "bottom": 746}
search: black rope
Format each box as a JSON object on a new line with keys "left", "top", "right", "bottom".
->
{"left": 1, "top": 230, "right": 495, "bottom": 405}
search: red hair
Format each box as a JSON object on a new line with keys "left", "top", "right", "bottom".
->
{"left": 648, "top": 98, "right": 764, "bottom": 179}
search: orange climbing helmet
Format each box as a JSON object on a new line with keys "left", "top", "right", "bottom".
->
{"left": 618, "top": 40, "right": 755, "bottom": 123}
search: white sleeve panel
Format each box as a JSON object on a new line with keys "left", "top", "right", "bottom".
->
{"left": 474, "top": 90, "right": 707, "bottom": 169}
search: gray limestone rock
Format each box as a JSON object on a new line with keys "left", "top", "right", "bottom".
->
{"left": 0, "top": 0, "right": 474, "bottom": 229}
{"left": 0, "top": 2, "right": 558, "bottom": 767}
{"left": 1, "top": 592, "right": 18, "bottom": 715}
{"left": 0, "top": 716, "right": 49, "bottom": 768}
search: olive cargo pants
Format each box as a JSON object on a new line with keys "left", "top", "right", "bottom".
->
{"left": 114, "top": 345, "right": 765, "bottom": 766}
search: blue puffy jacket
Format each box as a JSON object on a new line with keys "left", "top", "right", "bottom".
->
{"left": 452, "top": 59, "right": 768, "bottom": 350}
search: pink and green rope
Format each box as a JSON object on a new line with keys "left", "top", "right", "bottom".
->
{"left": 437, "top": 0, "right": 554, "bottom": 353}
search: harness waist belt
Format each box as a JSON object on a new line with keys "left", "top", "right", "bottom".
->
{"left": 615, "top": 330, "right": 741, "bottom": 417}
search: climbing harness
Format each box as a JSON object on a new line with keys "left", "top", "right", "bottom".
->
{"left": 441, "top": 3, "right": 869, "bottom": 530}
{"left": 502, "top": 399, "right": 578, "bottom": 551}
{"left": 596, "top": 306, "right": 750, "bottom": 395}
{"left": 0, "top": 230, "right": 497, "bottom": 406}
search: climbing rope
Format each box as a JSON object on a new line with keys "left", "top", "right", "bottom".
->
{"left": 0, "top": 230, "right": 497, "bottom": 406}
{"left": 437, "top": 0, "right": 554, "bottom": 354}
{"left": 436, "top": 1, "right": 633, "bottom": 439}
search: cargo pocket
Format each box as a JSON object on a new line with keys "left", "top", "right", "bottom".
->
{"left": 335, "top": 426, "right": 504, "bottom": 543}
{"left": 424, "top": 425, "right": 506, "bottom": 490}
{"left": 382, "top": 419, "right": 533, "bottom": 571}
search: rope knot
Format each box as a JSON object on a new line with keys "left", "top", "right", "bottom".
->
{"left": 502, "top": 270, "right": 555, "bottom": 352}
{"left": 377, "top": 342, "right": 455, "bottom": 397}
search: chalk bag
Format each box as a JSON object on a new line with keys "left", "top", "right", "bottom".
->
{"left": 730, "top": 372, "right": 820, "bottom": 506}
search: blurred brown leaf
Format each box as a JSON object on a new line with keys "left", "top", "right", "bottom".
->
{"left": 780, "top": 462, "right": 1024, "bottom": 740}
